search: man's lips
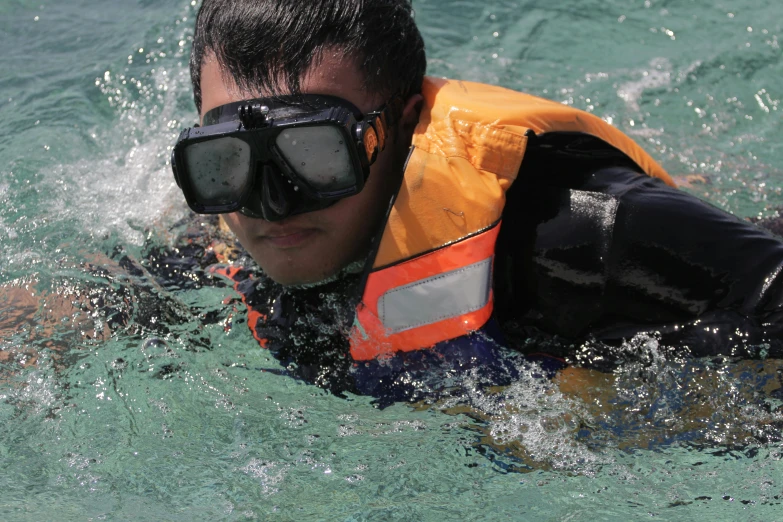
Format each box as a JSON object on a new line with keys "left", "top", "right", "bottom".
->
{"left": 259, "top": 228, "right": 318, "bottom": 248}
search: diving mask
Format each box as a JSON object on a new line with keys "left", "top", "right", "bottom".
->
{"left": 171, "top": 94, "right": 400, "bottom": 221}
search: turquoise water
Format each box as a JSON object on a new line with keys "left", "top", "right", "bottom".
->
{"left": 1, "top": 0, "right": 783, "bottom": 519}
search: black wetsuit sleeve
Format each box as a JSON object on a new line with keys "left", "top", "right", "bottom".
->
{"left": 496, "top": 165, "right": 783, "bottom": 358}
{"left": 586, "top": 168, "right": 783, "bottom": 356}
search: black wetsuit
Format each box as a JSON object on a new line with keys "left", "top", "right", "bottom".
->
{"left": 496, "top": 132, "right": 783, "bottom": 363}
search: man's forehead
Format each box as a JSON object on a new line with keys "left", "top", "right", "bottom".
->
{"left": 199, "top": 50, "right": 383, "bottom": 117}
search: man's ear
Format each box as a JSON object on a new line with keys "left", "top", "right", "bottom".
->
{"left": 401, "top": 94, "right": 423, "bottom": 130}
{"left": 397, "top": 94, "right": 424, "bottom": 144}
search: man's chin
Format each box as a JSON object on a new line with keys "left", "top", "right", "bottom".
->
{"left": 260, "top": 258, "right": 366, "bottom": 288}
{"left": 261, "top": 265, "right": 340, "bottom": 287}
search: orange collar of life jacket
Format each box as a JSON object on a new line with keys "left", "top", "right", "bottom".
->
{"left": 348, "top": 77, "right": 674, "bottom": 361}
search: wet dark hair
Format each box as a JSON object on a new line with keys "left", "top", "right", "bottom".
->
{"left": 190, "top": 0, "right": 427, "bottom": 112}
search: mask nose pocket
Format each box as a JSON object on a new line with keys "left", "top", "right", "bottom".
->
{"left": 260, "top": 164, "right": 292, "bottom": 219}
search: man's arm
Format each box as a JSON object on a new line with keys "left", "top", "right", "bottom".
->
{"left": 591, "top": 168, "right": 783, "bottom": 356}
{"left": 496, "top": 164, "right": 783, "bottom": 359}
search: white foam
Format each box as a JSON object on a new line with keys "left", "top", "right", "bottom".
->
{"left": 438, "top": 362, "right": 611, "bottom": 474}
{"left": 51, "top": 67, "right": 191, "bottom": 246}
{"left": 616, "top": 57, "right": 673, "bottom": 113}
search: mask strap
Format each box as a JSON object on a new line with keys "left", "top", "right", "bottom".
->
{"left": 365, "top": 96, "right": 405, "bottom": 154}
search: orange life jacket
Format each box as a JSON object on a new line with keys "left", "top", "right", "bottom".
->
{"left": 348, "top": 77, "right": 675, "bottom": 361}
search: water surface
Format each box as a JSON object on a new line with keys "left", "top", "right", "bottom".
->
{"left": 1, "top": 0, "right": 782, "bottom": 519}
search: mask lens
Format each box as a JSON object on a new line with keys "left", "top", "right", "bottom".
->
{"left": 275, "top": 126, "right": 356, "bottom": 192}
{"left": 183, "top": 137, "right": 252, "bottom": 207}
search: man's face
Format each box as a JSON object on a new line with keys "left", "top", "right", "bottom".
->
{"left": 199, "top": 53, "right": 418, "bottom": 285}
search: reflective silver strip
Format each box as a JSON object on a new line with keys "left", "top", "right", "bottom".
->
{"left": 377, "top": 257, "right": 493, "bottom": 334}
